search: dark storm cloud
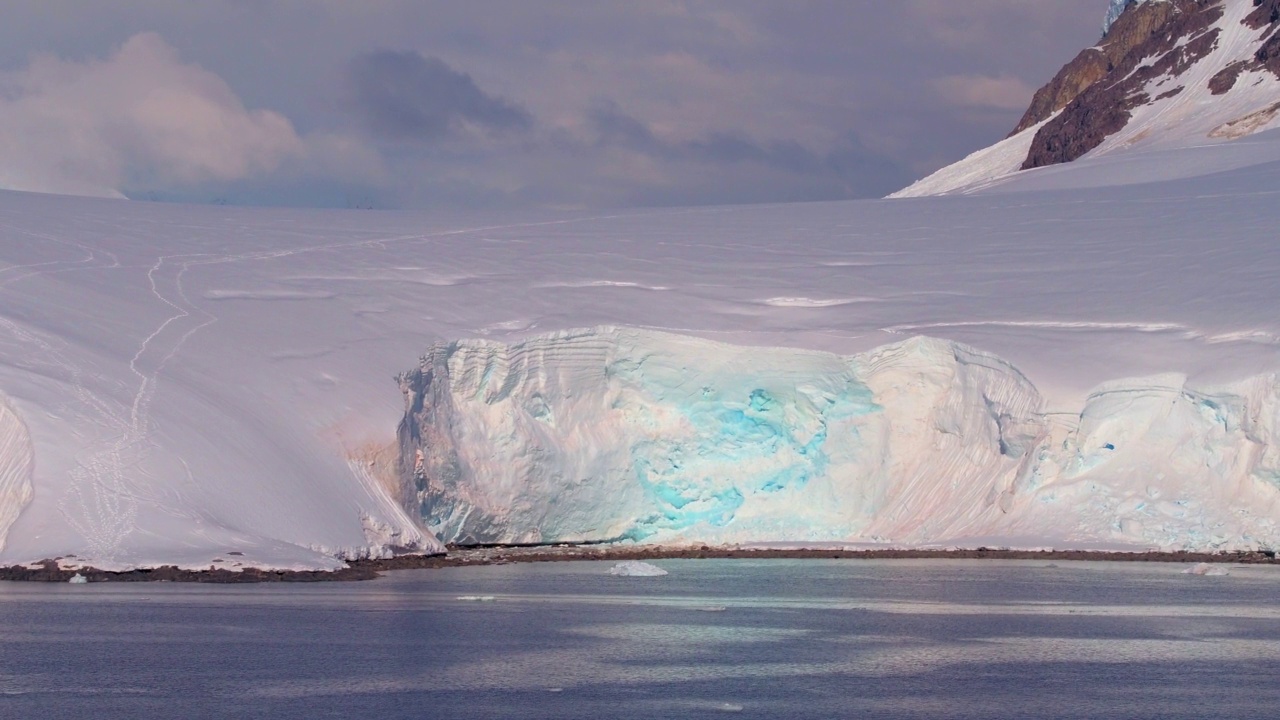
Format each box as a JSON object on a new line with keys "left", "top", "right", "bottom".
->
{"left": 585, "top": 100, "right": 910, "bottom": 200}
{"left": 346, "top": 51, "right": 531, "bottom": 141}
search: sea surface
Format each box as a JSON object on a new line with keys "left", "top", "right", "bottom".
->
{"left": 2, "top": 559, "right": 1279, "bottom": 719}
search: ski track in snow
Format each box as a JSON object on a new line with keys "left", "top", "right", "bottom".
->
{"left": 0, "top": 211, "right": 651, "bottom": 560}
{"left": 0, "top": 226, "right": 141, "bottom": 559}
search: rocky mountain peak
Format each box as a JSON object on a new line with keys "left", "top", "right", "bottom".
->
{"left": 891, "top": 0, "right": 1280, "bottom": 198}
{"left": 1022, "top": 0, "right": 1227, "bottom": 169}
{"left": 1014, "top": 0, "right": 1198, "bottom": 136}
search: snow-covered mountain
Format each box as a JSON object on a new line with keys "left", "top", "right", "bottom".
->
{"left": 4, "top": 129, "right": 1280, "bottom": 568}
{"left": 893, "top": 0, "right": 1280, "bottom": 197}
{"left": 2, "top": 2, "right": 1280, "bottom": 570}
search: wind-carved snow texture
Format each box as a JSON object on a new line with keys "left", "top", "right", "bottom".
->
{"left": 0, "top": 392, "right": 33, "bottom": 553}
{"left": 0, "top": 230, "right": 136, "bottom": 562}
{"left": 400, "top": 327, "right": 1280, "bottom": 551}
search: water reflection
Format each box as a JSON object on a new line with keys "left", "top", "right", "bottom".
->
{"left": 0, "top": 559, "right": 1277, "bottom": 719}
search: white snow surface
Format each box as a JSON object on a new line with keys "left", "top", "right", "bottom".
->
{"left": 893, "top": 0, "right": 1280, "bottom": 198}
{"left": 888, "top": 120, "right": 1048, "bottom": 199}
{"left": 1, "top": 121, "right": 1280, "bottom": 566}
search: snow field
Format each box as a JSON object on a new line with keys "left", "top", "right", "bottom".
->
{"left": 1, "top": 107, "right": 1280, "bottom": 565}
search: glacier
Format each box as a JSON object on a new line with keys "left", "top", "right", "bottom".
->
{"left": 400, "top": 328, "right": 1280, "bottom": 551}
{"left": 2, "top": 112, "right": 1280, "bottom": 567}
{"left": 1102, "top": 0, "right": 1145, "bottom": 35}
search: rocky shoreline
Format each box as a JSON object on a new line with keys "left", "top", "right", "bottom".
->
{"left": 1, "top": 545, "right": 1277, "bottom": 583}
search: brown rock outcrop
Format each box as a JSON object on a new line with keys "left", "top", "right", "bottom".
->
{"left": 1022, "top": 0, "right": 1225, "bottom": 170}
{"left": 1209, "top": 60, "right": 1250, "bottom": 94}
{"left": 1245, "top": 0, "right": 1280, "bottom": 30}
{"left": 1208, "top": 0, "right": 1280, "bottom": 89}
{"left": 1012, "top": 1, "right": 1189, "bottom": 134}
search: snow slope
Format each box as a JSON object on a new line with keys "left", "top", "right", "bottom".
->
{"left": 894, "top": 0, "right": 1280, "bottom": 198}
{"left": 1, "top": 124, "right": 1280, "bottom": 565}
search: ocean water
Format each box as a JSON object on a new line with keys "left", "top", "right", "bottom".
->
{"left": 2, "top": 559, "right": 1279, "bottom": 719}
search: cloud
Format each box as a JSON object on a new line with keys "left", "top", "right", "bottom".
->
{"left": 346, "top": 51, "right": 531, "bottom": 141}
{"left": 0, "top": 32, "right": 305, "bottom": 198}
{"left": 933, "top": 74, "right": 1036, "bottom": 111}
{"left": 0, "top": 2, "right": 1105, "bottom": 207}
{"left": 577, "top": 100, "right": 912, "bottom": 204}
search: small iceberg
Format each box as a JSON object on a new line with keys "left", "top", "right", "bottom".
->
{"left": 609, "top": 560, "right": 668, "bottom": 576}
{"left": 68, "top": 573, "right": 88, "bottom": 584}
{"left": 1181, "top": 562, "right": 1229, "bottom": 576}
{"left": 456, "top": 595, "right": 497, "bottom": 602}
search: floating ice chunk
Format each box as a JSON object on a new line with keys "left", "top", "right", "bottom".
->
{"left": 67, "top": 573, "right": 88, "bottom": 584}
{"left": 1181, "top": 563, "right": 1229, "bottom": 576}
{"left": 456, "top": 595, "right": 497, "bottom": 601}
{"left": 609, "top": 560, "right": 668, "bottom": 576}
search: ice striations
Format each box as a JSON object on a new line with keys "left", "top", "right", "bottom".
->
{"left": 399, "top": 327, "right": 1280, "bottom": 551}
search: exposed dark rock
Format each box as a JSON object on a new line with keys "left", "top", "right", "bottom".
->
{"left": 1016, "top": 0, "right": 1280, "bottom": 169}
{"left": 1256, "top": 30, "right": 1280, "bottom": 75}
{"left": 1022, "top": 0, "right": 1224, "bottom": 170}
{"left": 1012, "top": 49, "right": 1112, "bottom": 135}
{"left": 1245, "top": 0, "right": 1280, "bottom": 29}
{"left": 1209, "top": 60, "right": 1250, "bottom": 93}
{"left": 1012, "top": 0, "right": 1192, "bottom": 134}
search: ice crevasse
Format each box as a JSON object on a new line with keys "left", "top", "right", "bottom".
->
{"left": 397, "top": 327, "right": 1280, "bottom": 551}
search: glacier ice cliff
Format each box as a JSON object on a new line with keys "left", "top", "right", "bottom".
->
{"left": 398, "top": 327, "right": 1280, "bottom": 551}
{"left": 1102, "top": 0, "right": 1146, "bottom": 35}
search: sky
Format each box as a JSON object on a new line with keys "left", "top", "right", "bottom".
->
{"left": 0, "top": 1, "right": 1104, "bottom": 210}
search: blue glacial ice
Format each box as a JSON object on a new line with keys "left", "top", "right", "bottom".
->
{"left": 398, "top": 327, "right": 1280, "bottom": 551}
{"left": 1102, "top": 0, "right": 1149, "bottom": 35}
